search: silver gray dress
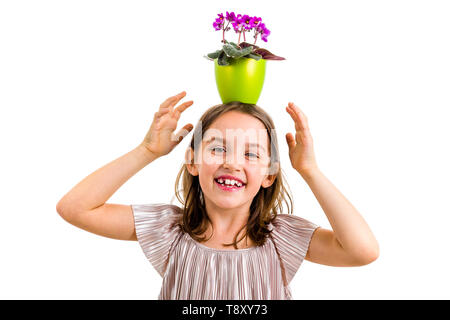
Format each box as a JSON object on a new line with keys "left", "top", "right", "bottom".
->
{"left": 132, "top": 203, "right": 319, "bottom": 300}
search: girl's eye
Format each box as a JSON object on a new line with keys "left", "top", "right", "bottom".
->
{"left": 246, "top": 152, "right": 259, "bottom": 158}
{"left": 210, "top": 147, "right": 259, "bottom": 159}
{"left": 211, "top": 147, "right": 225, "bottom": 153}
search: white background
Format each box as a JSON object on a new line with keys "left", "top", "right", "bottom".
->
{"left": 1, "top": 0, "right": 449, "bottom": 299}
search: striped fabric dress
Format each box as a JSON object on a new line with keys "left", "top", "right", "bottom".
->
{"left": 132, "top": 203, "right": 319, "bottom": 300}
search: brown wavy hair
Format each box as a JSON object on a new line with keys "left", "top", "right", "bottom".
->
{"left": 174, "top": 101, "right": 294, "bottom": 249}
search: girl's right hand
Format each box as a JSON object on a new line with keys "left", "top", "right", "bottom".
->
{"left": 139, "top": 91, "right": 194, "bottom": 158}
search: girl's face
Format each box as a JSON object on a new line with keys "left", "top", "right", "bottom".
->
{"left": 186, "top": 111, "right": 277, "bottom": 211}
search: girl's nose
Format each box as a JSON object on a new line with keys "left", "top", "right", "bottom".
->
{"left": 222, "top": 161, "right": 239, "bottom": 169}
{"left": 223, "top": 152, "right": 244, "bottom": 169}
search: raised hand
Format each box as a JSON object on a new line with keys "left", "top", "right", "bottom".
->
{"left": 285, "top": 102, "right": 319, "bottom": 175}
{"left": 139, "top": 91, "right": 194, "bottom": 158}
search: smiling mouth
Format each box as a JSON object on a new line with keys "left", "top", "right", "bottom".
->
{"left": 214, "top": 178, "right": 245, "bottom": 191}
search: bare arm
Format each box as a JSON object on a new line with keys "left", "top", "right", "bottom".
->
{"left": 301, "top": 169, "right": 380, "bottom": 266}
{"left": 56, "top": 146, "right": 157, "bottom": 240}
{"left": 56, "top": 91, "right": 194, "bottom": 241}
{"left": 285, "top": 102, "right": 379, "bottom": 266}
{"left": 57, "top": 146, "right": 156, "bottom": 214}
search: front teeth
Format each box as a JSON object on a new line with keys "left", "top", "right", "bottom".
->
{"left": 217, "top": 178, "right": 243, "bottom": 187}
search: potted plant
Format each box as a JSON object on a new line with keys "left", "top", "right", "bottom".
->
{"left": 204, "top": 12, "right": 285, "bottom": 104}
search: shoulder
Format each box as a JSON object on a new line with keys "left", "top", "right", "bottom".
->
{"left": 132, "top": 203, "right": 183, "bottom": 216}
{"left": 132, "top": 203, "right": 183, "bottom": 224}
{"left": 269, "top": 213, "right": 319, "bottom": 251}
{"left": 271, "top": 213, "right": 319, "bottom": 233}
{"left": 132, "top": 203, "right": 184, "bottom": 239}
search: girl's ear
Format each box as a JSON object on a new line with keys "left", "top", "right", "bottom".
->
{"left": 261, "top": 162, "right": 279, "bottom": 188}
{"left": 185, "top": 148, "right": 199, "bottom": 176}
{"left": 262, "top": 174, "right": 277, "bottom": 188}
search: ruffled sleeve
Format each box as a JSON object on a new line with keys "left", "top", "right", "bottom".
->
{"left": 270, "top": 214, "right": 320, "bottom": 285}
{"left": 131, "top": 203, "right": 183, "bottom": 277}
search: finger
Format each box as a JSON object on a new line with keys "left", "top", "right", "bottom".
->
{"left": 285, "top": 132, "right": 296, "bottom": 150}
{"left": 172, "top": 123, "right": 194, "bottom": 144}
{"left": 286, "top": 105, "right": 304, "bottom": 132}
{"left": 174, "top": 100, "right": 194, "bottom": 118}
{"left": 289, "top": 102, "right": 309, "bottom": 125}
{"left": 287, "top": 103, "right": 309, "bottom": 131}
{"left": 160, "top": 91, "right": 186, "bottom": 110}
{"left": 154, "top": 108, "right": 170, "bottom": 119}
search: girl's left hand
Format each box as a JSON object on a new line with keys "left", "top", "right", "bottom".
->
{"left": 285, "top": 102, "right": 319, "bottom": 175}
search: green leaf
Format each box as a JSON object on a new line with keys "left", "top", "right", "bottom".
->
{"left": 240, "top": 46, "right": 253, "bottom": 56}
{"left": 206, "top": 49, "right": 223, "bottom": 60}
{"left": 247, "top": 53, "right": 262, "bottom": 60}
{"left": 222, "top": 44, "right": 238, "bottom": 57}
{"left": 223, "top": 44, "right": 253, "bottom": 59}
{"left": 218, "top": 51, "right": 232, "bottom": 66}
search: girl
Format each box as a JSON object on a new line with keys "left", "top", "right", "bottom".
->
{"left": 56, "top": 91, "right": 379, "bottom": 299}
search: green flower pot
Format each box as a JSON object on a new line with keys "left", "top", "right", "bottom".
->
{"left": 214, "top": 57, "right": 266, "bottom": 104}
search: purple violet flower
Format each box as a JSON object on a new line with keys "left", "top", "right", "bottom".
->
{"left": 213, "top": 12, "right": 270, "bottom": 44}
{"left": 250, "top": 16, "right": 262, "bottom": 29}
{"left": 226, "top": 11, "right": 236, "bottom": 23}
{"left": 240, "top": 15, "right": 254, "bottom": 30}
{"left": 207, "top": 11, "right": 284, "bottom": 63}
{"left": 213, "top": 13, "right": 225, "bottom": 31}
{"left": 256, "top": 23, "right": 271, "bottom": 42}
